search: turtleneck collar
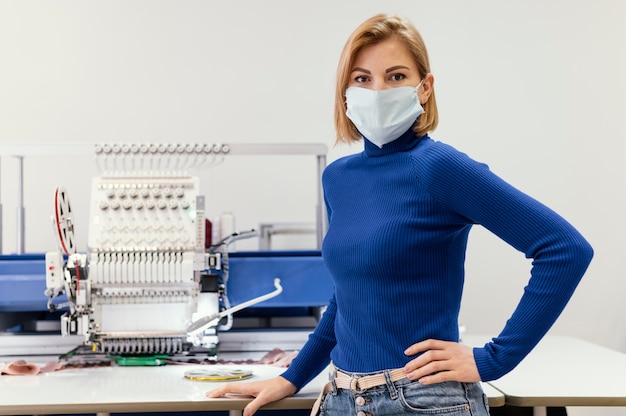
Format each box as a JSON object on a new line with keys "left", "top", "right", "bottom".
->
{"left": 363, "top": 128, "right": 428, "bottom": 157}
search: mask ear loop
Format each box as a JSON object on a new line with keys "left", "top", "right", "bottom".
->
{"left": 417, "top": 73, "right": 432, "bottom": 105}
{"left": 416, "top": 78, "right": 426, "bottom": 105}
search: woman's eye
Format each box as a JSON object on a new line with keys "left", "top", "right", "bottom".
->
{"left": 354, "top": 75, "right": 369, "bottom": 83}
{"left": 389, "top": 73, "right": 405, "bottom": 81}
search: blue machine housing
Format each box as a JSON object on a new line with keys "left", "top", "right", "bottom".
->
{"left": 225, "top": 251, "right": 333, "bottom": 308}
{"left": 0, "top": 254, "right": 60, "bottom": 313}
{"left": 0, "top": 251, "right": 334, "bottom": 318}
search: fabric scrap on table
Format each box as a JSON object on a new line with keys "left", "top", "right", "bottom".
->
{"left": 1, "top": 360, "right": 64, "bottom": 375}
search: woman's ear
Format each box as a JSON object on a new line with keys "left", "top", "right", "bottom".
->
{"left": 419, "top": 73, "right": 434, "bottom": 105}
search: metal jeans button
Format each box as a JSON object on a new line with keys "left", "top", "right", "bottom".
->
{"left": 355, "top": 396, "right": 365, "bottom": 406}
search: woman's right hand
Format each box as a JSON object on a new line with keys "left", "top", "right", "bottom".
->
{"left": 206, "top": 376, "right": 298, "bottom": 416}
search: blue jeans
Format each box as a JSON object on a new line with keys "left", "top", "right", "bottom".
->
{"left": 318, "top": 367, "right": 490, "bottom": 416}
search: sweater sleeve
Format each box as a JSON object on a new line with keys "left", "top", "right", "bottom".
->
{"left": 414, "top": 143, "right": 593, "bottom": 381}
{"left": 279, "top": 179, "right": 338, "bottom": 390}
{"left": 279, "top": 293, "right": 337, "bottom": 390}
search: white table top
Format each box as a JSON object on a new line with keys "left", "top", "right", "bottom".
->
{"left": 0, "top": 363, "right": 323, "bottom": 415}
{"left": 5, "top": 333, "right": 625, "bottom": 412}
{"left": 0, "top": 358, "right": 504, "bottom": 415}
{"left": 464, "top": 334, "right": 626, "bottom": 407}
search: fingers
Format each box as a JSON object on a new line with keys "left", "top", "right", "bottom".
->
{"left": 403, "top": 339, "right": 480, "bottom": 385}
{"left": 405, "top": 349, "right": 450, "bottom": 381}
{"left": 243, "top": 397, "right": 263, "bottom": 416}
{"left": 206, "top": 382, "right": 262, "bottom": 416}
{"left": 403, "top": 338, "right": 446, "bottom": 356}
{"left": 404, "top": 339, "right": 451, "bottom": 376}
{"left": 414, "top": 369, "right": 457, "bottom": 385}
{"left": 206, "top": 381, "right": 258, "bottom": 398}
{"left": 206, "top": 383, "right": 238, "bottom": 398}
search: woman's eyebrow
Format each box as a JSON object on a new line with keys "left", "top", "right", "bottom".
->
{"left": 386, "top": 65, "right": 410, "bottom": 73}
{"left": 350, "top": 65, "right": 411, "bottom": 74}
{"left": 351, "top": 67, "right": 371, "bottom": 74}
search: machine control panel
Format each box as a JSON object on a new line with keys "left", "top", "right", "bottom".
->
{"left": 88, "top": 177, "right": 199, "bottom": 253}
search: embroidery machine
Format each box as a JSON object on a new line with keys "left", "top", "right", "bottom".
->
{"left": 0, "top": 143, "right": 333, "bottom": 363}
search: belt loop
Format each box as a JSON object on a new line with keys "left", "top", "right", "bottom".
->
{"left": 384, "top": 369, "right": 399, "bottom": 400}
{"left": 329, "top": 363, "right": 338, "bottom": 395}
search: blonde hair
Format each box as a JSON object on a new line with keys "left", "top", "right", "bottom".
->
{"left": 334, "top": 14, "right": 438, "bottom": 144}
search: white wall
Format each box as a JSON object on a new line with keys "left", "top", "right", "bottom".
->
{"left": 1, "top": 1, "right": 625, "bottom": 414}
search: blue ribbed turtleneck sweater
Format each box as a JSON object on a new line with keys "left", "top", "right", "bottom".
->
{"left": 281, "top": 131, "right": 593, "bottom": 388}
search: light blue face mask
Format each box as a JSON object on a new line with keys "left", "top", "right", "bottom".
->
{"left": 345, "top": 81, "right": 425, "bottom": 148}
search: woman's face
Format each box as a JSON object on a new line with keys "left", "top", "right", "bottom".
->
{"left": 348, "top": 37, "right": 421, "bottom": 91}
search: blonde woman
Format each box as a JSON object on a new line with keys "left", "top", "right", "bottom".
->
{"left": 208, "top": 14, "right": 593, "bottom": 416}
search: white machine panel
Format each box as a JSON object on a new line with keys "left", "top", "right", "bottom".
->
{"left": 88, "top": 176, "right": 200, "bottom": 253}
